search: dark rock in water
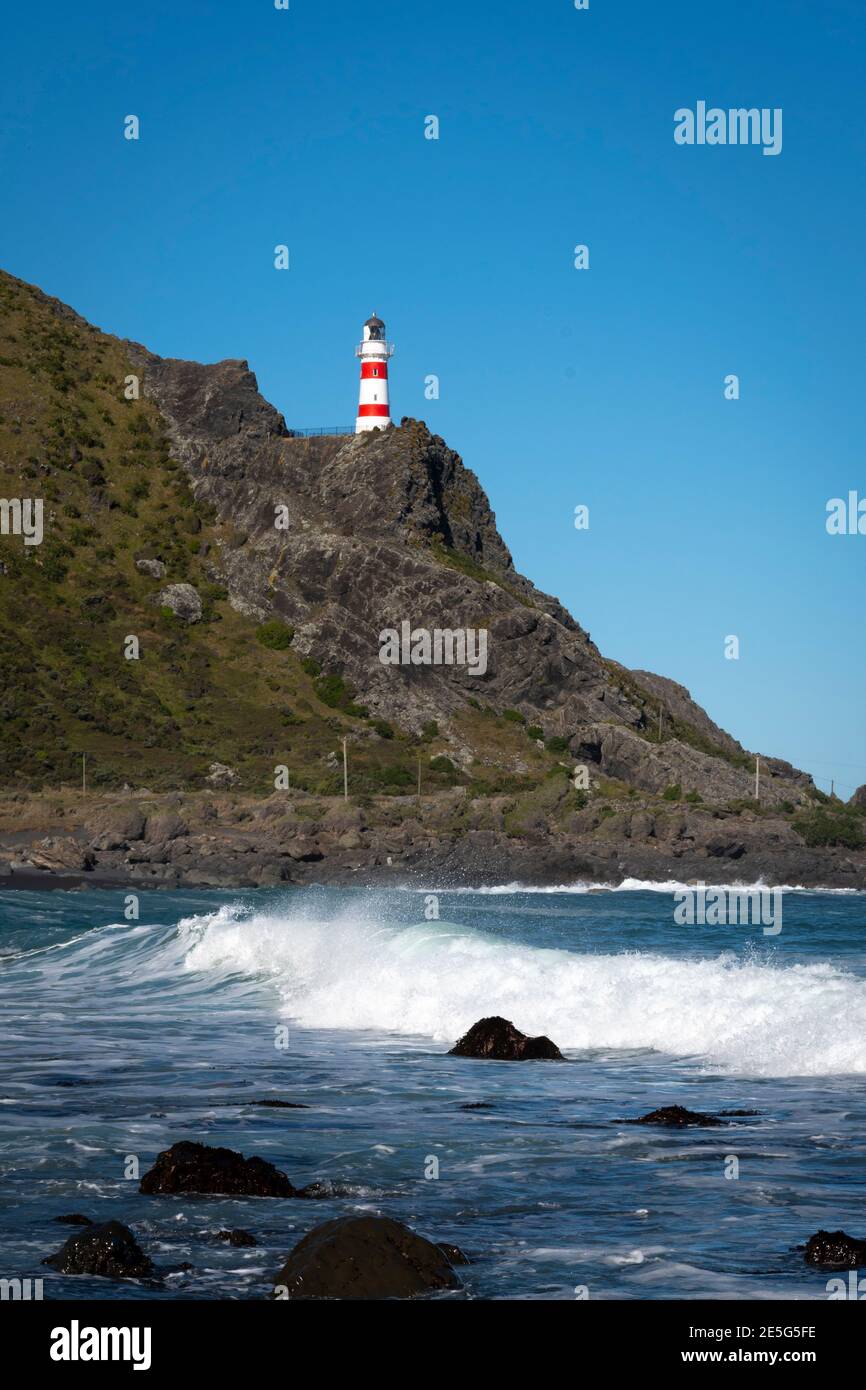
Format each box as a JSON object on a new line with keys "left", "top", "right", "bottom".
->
{"left": 626, "top": 1104, "right": 724, "bottom": 1128}
{"left": 448, "top": 1016, "right": 564, "bottom": 1061}
{"left": 437, "top": 1242, "right": 470, "bottom": 1267}
{"left": 54, "top": 1213, "right": 93, "bottom": 1225}
{"left": 139, "top": 1140, "right": 297, "bottom": 1197}
{"left": 216, "top": 1228, "right": 258, "bottom": 1248}
{"left": 458, "top": 1101, "right": 494, "bottom": 1111}
{"left": 295, "top": 1180, "right": 354, "bottom": 1200}
{"left": 44, "top": 1221, "right": 153, "bottom": 1278}
{"left": 252, "top": 1099, "right": 309, "bottom": 1109}
{"left": 803, "top": 1229, "right": 866, "bottom": 1269}
{"left": 273, "top": 1215, "right": 462, "bottom": 1300}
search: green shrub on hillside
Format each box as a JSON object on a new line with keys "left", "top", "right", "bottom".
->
{"left": 313, "top": 673, "right": 368, "bottom": 719}
{"left": 256, "top": 620, "right": 294, "bottom": 650}
{"left": 793, "top": 807, "right": 865, "bottom": 849}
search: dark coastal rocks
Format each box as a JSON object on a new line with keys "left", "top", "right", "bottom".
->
{"left": 216, "top": 1228, "right": 257, "bottom": 1247}
{"left": 24, "top": 837, "right": 95, "bottom": 874}
{"left": 144, "top": 811, "right": 188, "bottom": 843}
{"left": 803, "top": 1230, "right": 866, "bottom": 1269}
{"left": 139, "top": 1140, "right": 297, "bottom": 1197}
{"left": 252, "top": 1099, "right": 309, "bottom": 1109}
{"left": 44, "top": 1220, "right": 153, "bottom": 1278}
{"left": 626, "top": 1105, "right": 724, "bottom": 1128}
{"left": 273, "top": 1215, "right": 462, "bottom": 1300}
{"left": 437, "top": 1242, "right": 470, "bottom": 1266}
{"left": 54, "top": 1213, "right": 93, "bottom": 1225}
{"left": 88, "top": 805, "right": 146, "bottom": 850}
{"left": 448, "top": 1016, "right": 564, "bottom": 1061}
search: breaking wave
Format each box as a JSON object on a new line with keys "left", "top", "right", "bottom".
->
{"left": 179, "top": 901, "right": 866, "bottom": 1078}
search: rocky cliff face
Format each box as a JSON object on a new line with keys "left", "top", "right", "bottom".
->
{"left": 129, "top": 346, "right": 812, "bottom": 808}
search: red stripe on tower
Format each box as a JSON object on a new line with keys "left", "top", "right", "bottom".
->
{"left": 360, "top": 361, "right": 388, "bottom": 380}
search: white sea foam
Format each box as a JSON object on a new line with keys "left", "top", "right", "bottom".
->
{"left": 180, "top": 901, "right": 866, "bottom": 1078}
{"left": 436, "top": 879, "right": 863, "bottom": 895}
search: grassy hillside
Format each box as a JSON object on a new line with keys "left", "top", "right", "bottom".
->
{"left": 0, "top": 271, "right": 561, "bottom": 795}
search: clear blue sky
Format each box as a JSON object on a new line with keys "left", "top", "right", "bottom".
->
{"left": 2, "top": 0, "right": 864, "bottom": 795}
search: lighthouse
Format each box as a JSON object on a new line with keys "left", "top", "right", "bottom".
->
{"left": 355, "top": 313, "right": 394, "bottom": 433}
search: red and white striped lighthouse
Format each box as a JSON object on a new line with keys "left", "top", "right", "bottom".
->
{"left": 355, "top": 313, "right": 394, "bottom": 433}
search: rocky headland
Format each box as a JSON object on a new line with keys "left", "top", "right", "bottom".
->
{"left": 1, "top": 267, "right": 865, "bottom": 890}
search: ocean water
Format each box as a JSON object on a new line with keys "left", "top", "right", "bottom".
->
{"left": 1, "top": 882, "right": 865, "bottom": 1301}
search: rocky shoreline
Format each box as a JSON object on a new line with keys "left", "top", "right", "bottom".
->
{"left": 2, "top": 787, "right": 865, "bottom": 893}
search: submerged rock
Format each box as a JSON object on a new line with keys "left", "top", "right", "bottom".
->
{"left": 448, "top": 1016, "right": 563, "bottom": 1061}
{"left": 251, "top": 1099, "right": 309, "bottom": 1109}
{"left": 44, "top": 1220, "right": 153, "bottom": 1278}
{"left": 216, "top": 1228, "right": 258, "bottom": 1248}
{"left": 803, "top": 1229, "right": 866, "bottom": 1269}
{"left": 626, "top": 1105, "right": 724, "bottom": 1128}
{"left": 273, "top": 1215, "right": 462, "bottom": 1300}
{"left": 139, "top": 1140, "right": 297, "bottom": 1197}
{"left": 54, "top": 1213, "right": 93, "bottom": 1226}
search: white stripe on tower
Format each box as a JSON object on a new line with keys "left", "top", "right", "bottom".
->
{"left": 355, "top": 313, "right": 394, "bottom": 433}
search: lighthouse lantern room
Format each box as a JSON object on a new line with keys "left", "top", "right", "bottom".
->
{"left": 355, "top": 313, "right": 394, "bottom": 432}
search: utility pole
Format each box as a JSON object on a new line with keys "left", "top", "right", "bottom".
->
{"left": 831, "top": 779, "right": 835, "bottom": 799}
{"left": 82, "top": 754, "right": 86, "bottom": 795}
{"left": 342, "top": 737, "right": 348, "bottom": 801}
{"left": 754, "top": 756, "right": 760, "bottom": 802}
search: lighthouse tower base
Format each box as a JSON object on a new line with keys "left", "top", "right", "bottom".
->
{"left": 355, "top": 416, "right": 391, "bottom": 434}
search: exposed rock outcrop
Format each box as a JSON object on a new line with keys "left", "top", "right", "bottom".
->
{"left": 139, "top": 1140, "right": 297, "bottom": 1197}
{"left": 625, "top": 1105, "right": 724, "bottom": 1128}
{"left": 803, "top": 1229, "right": 866, "bottom": 1269}
{"left": 44, "top": 1221, "right": 153, "bottom": 1278}
{"left": 151, "top": 582, "right": 203, "bottom": 624}
{"left": 448, "top": 1016, "right": 564, "bottom": 1061}
{"left": 215, "top": 1228, "right": 257, "bottom": 1248}
{"left": 273, "top": 1215, "right": 462, "bottom": 1299}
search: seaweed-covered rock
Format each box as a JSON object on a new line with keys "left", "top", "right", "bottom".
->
{"left": 448, "top": 1016, "right": 563, "bottom": 1061}
{"left": 273, "top": 1215, "right": 462, "bottom": 1300}
{"left": 139, "top": 1140, "right": 296, "bottom": 1197}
